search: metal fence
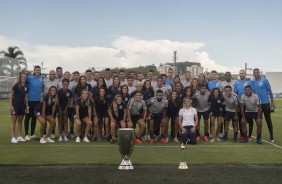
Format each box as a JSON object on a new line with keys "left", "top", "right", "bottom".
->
{"left": 0, "top": 56, "right": 19, "bottom": 99}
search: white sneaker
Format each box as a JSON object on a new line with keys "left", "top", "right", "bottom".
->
{"left": 180, "top": 143, "right": 185, "bottom": 149}
{"left": 83, "top": 137, "right": 90, "bottom": 143}
{"left": 165, "top": 137, "right": 169, "bottom": 143}
{"left": 17, "top": 136, "right": 26, "bottom": 142}
{"left": 173, "top": 137, "right": 179, "bottom": 143}
{"left": 51, "top": 134, "right": 55, "bottom": 139}
{"left": 270, "top": 140, "right": 274, "bottom": 143}
{"left": 76, "top": 137, "right": 81, "bottom": 143}
{"left": 146, "top": 134, "right": 151, "bottom": 141}
{"left": 141, "top": 135, "right": 146, "bottom": 142}
{"left": 154, "top": 135, "right": 159, "bottom": 142}
{"left": 210, "top": 139, "right": 215, "bottom": 143}
{"left": 11, "top": 137, "right": 18, "bottom": 143}
{"left": 45, "top": 137, "right": 54, "bottom": 143}
{"left": 30, "top": 135, "right": 37, "bottom": 139}
{"left": 64, "top": 136, "right": 68, "bottom": 141}
{"left": 58, "top": 136, "right": 63, "bottom": 142}
{"left": 40, "top": 137, "right": 46, "bottom": 144}
{"left": 25, "top": 135, "right": 30, "bottom": 141}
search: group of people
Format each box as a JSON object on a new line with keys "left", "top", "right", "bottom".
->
{"left": 9, "top": 66, "right": 275, "bottom": 145}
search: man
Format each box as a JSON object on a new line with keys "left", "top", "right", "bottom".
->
{"left": 56, "top": 66, "right": 63, "bottom": 84}
{"left": 58, "top": 71, "right": 71, "bottom": 89}
{"left": 235, "top": 69, "right": 251, "bottom": 140}
{"left": 191, "top": 85, "right": 210, "bottom": 141}
{"left": 131, "top": 82, "right": 147, "bottom": 100}
{"left": 127, "top": 76, "right": 136, "bottom": 95}
{"left": 85, "top": 69, "right": 97, "bottom": 88}
{"left": 43, "top": 70, "right": 59, "bottom": 96}
{"left": 166, "top": 68, "right": 174, "bottom": 85}
{"left": 119, "top": 69, "right": 128, "bottom": 86}
{"left": 147, "top": 90, "right": 168, "bottom": 144}
{"left": 136, "top": 71, "right": 145, "bottom": 85}
{"left": 153, "top": 77, "right": 170, "bottom": 99}
{"left": 182, "top": 71, "right": 192, "bottom": 88}
{"left": 208, "top": 70, "right": 221, "bottom": 92}
{"left": 250, "top": 68, "right": 275, "bottom": 142}
{"left": 93, "top": 71, "right": 100, "bottom": 83}
{"left": 147, "top": 70, "right": 157, "bottom": 88}
{"left": 219, "top": 71, "right": 236, "bottom": 92}
{"left": 240, "top": 85, "right": 262, "bottom": 144}
{"left": 104, "top": 68, "right": 113, "bottom": 88}
{"left": 222, "top": 85, "right": 239, "bottom": 142}
{"left": 161, "top": 74, "right": 172, "bottom": 94}
{"left": 127, "top": 91, "right": 147, "bottom": 144}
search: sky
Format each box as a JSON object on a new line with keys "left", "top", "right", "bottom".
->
{"left": 0, "top": 0, "right": 281, "bottom": 74}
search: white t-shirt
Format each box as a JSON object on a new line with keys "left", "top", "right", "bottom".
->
{"left": 178, "top": 107, "right": 197, "bottom": 126}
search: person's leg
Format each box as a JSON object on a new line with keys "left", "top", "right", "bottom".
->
{"left": 149, "top": 119, "right": 154, "bottom": 140}
{"left": 137, "top": 119, "right": 146, "bottom": 138}
{"left": 24, "top": 101, "right": 32, "bottom": 136}
{"left": 30, "top": 101, "right": 39, "bottom": 136}
{"left": 174, "top": 117, "right": 180, "bottom": 140}
{"left": 46, "top": 116, "right": 55, "bottom": 137}
{"left": 104, "top": 117, "right": 110, "bottom": 138}
{"left": 233, "top": 118, "right": 239, "bottom": 141}
{"left": 17, "top": 115, "right": 24, "bottom": 138}
{"left": 37, "top": 116, "right": 46, "bottom": 138}
{"left": 10, "top": 115, "right": 17, "bottom": 138}
{"left": 210, "top": 116, "right": 215, "bottom": 141}
{"left": 110, "top": 120, "right": 117, "bottom": 139}
{"left": 262, "top": 104, "right": 273, "bottom": 140}
{"left": 196, "top": 113, "right": 201, "bottom": 137}
{"left": 93, "top": 116, "right": 99, "bottom": 138}
{"left": 216, "top": 116, "right": 222, "bottom": 139}
{"left": 83, "top": 118, "right": 92, "bottom": 138}
{"left": 224, "top": 120, "right": 230, "bottom": 139}
{"left": 181, "top": 126, "right": 189, "bottom": 144}
{"left": 203, "top": 111, "right": 209, "bottom": 138}
{"left": 75, "top": 119, "right": 81, "bottom": 137}
{"left": 58, "top": 116, "right": 63, "bottom": 139}
{"left": 188, "top": 126, "right": 197, "bottom": 145}
{"left": 170, "top": 117, "right": 175, "bottom": 138}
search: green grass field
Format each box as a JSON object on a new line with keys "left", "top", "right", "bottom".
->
{"left": 0, "top": 99, "right": 282, "bottom": 183}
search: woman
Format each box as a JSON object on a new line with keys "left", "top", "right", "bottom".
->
{"left": 90, "top": 77, "right": 107, "bottom": 99}
{"left": 73, "top": 76, "right": 92, "bottom": 102}
{"left": 172, "top": 75, "right": 181, "bottom": 90}
{"left": 74, "top": 89, "right": 92, "bottom": 143}
{"left": 209, "top": 88, "right": 224, "bottom": 142}
{"left": 35, "top": 86, "right": 58, "bottom": 144}
{"left": 198, "top": 74, "right": 208, "bottom": 88}
{"left": 181, "top": 86, "right": 194, "bottom": 103}
{"left": 190, "top": 78, "right": 199, "bottom": 94}
{"left": 93, "top": 87, "right": 111, "bottom": 141}
{"left": 142, "top": 80, "right": 154, "bottom": 101}
{"left": 108, "top": 94, "right": 127, "bottom": 144}
{"left": 178, "top": 97, "right": 198, "bottom": 145}
{"left": 174, "top": 82, "right": 183, "bottom": 98}
{"left": 120, "top": 85, "right": 131, "bottom": 105}
{"left": 9, "top": 73, "right": 29, "bottom": 143}
{"left": 166, "top": 91, "right": 182, "bottom": 142}
{"left": 108, "top": 76, "right": 120, "bottom": 100}
{"left": 24, "top": 65, "right": 43, "bottom": 140}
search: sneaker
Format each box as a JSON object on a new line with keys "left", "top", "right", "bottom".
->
{"left": 97, "top": 137, "right": 101, "bottom": 141}
{"left": 76, "top": 137, "right": 81, "bottom": 143}
{"left": 70, "top": 134, "right": 74, "bottom": 139}
{"left": 256, "top": 139, "right": 263, "bottom": 144}
{"left": 30, "top": 135, "right": 37, "bottom": 140}
{"left": 111, "top": 139, "right": 117, "bottom": 144}
{"left": 160, "top": 138, "right": 166, "bottom": 143}
{"left": 25, "top": 135, "right": 30, "bottom": 141}
{"left": 146, "top": 134, "right": 151, "bottom": 141}
{"left": 92, "top": 137, "right": 98, "bottom": 141}
{"left": 239, "top": 138, "right": 248, "bottom": 143}
{"left": 17, "top": 136, "right": 26, "bottom": 142}
{"left": 210, "top": 138, "right": 215, "bottom": 143}
{"left": 270, "top": 139, "right": 274, "bottom": 143}
{"left": 216, "top": 137, "right": 221, "bottom": 141}
{"left": 196, "top": 136, "right": 200, "bottom": 141}
{"left": 248, "top": 136, "right": 252, "bottom": 142}
{"left": 51, "top": 134, "right": 55, "bottom": 139}
{"left": 165, "top": 137, "right": 169, "bottom": 143}
{"left": 135, "top": 138, "right": 143, "bottom": 144}
{"left": 154, "top": 135, "right": 159, "bottom": 142}
{"left": 45, "top": 137, "right": 54, "bottom": 143}
{"left": 150, "top": 139, "right": 154, "bottom": 144}
{"left": 173, "top": 137, "right": 179, "bottom": 143}
{"left": 58, "top": 136, "right": 63, "bottom": 142}
{"left": 239, "top": 136, "right": 245, "bottom": 141}
{"left": 40, "top": 137, "right": 46, "bottom": 144}
{"left": 64, "top": 135, "right": 68, "bottom": 141}
{"left": 204, "top": 136, "right": 209, "bottom": 141}
{"left": 11, "top": 137, "right": 18, "bottom": 143}
{"left": 83, "top": 137, "right": 90, "bottom": 143}
{"left": 181, "top": 143, "right": 185, "bottom": 149}
{"left": 141, "top": 135, "right": 146, "bottom": 142}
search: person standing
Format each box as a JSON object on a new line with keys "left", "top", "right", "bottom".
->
{"left": 9, "top": 73, "right": 29, "bottom": 143}
{"left": 166, "top": 68, "right": 174, "bottom": 86}
{"left": 182, "top": 71, "right": 192, "bottom": 88}
{"left": 208, "top": 70, "right": 221, "bottom": 92}
{"left": 250, "top": 68, "right": 275, "bottom": 142}
{"left": 24, "top": 65, "right": 43, "bottom": 140}
{"left": 43, "top": 70, "right": 59, "bottom": 96}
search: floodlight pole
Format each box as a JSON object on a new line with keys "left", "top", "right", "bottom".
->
{"left": 174, "top": 51, "right": 177, "bottom": 76}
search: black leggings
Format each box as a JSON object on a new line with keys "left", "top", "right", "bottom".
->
{"left": 24, "top": 101, "right": 40, "bottom": 136}
{"left": 261, "top": 103, "right": 274, "bottom": 140}
{"left": 181, "top": 126, "right": 196, "bottom": 145}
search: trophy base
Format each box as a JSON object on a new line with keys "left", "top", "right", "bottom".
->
{"left": 178, "top": 162, "right": 188, "bottom": 170}
{"left": 118, "top": 159, "right": 134, "bottom": 170}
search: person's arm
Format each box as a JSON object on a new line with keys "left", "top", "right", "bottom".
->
{"left": 142, "top": 109, "right": 147, "bottom": 122}
{"left": 127, "top": 108, "right": 132, "bottom": 122}
{"left": 88, "top": 105, "right": 92, "bottom": 119}
{"left": 265, "top": 80, "right": 275, "bottom": 108}
{"left": 9, "top": 90, "right": 14, "bottom": 113}
{"left": 75, "top": 104, "right": 80, "bottom": 119}
{"left": 42, "top": 100, "right": 46, "bottom": 118}
{"left": 234, "top": 104, "right": 239, "bottom": 122}
{"left": 240, "top": 103, "right": 245, "bottom": 121}
{"left": 191, "top": 113, "right": 198, "bottom": 133}
{"left": 122, "top": 108, "right": 127, "bottom": 122}
{"left": 108, "top": 105, "right": 114, "bottom": 122}
{"left": 25, "top": 93, "right": 29, "bottom": 114}
{"left": 64, "top": 97, "right": 71, "bottom": 115}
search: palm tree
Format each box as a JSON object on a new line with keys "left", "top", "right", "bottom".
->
{"left": 0, "top": 46, "right": 27, "bottom": 76}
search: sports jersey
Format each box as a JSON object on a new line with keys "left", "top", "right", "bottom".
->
{"left": 105, "top": 78, "right": 113, "bottom": 88}
{"left": 108, "top": 86, "right": 120, "bottom": 100}
{"left": 57, "top": 88, "right": 72, "bottom": 110}
{"left": 127, "top": 98, "right": 147, "bottom": 116}
{"left": 146, "top": 97, "right": 168, "bottom": 114}
{"left": 166, "top": 99, "right": 182, "bottom": 118}
{"left": 179, "top": 107, "right": 197, "bottom": 126}
{"left": 27, "top": 75, "right": 44, "bottom": 101}
{"left": 120, "top": 79, "right": 128, "bottom": 86}
{"left": 11, "top": 84, "right": 28, "bottom": 106}
{"left": 234, "top": 79, "right": 249, "bottom": 100}
{"left": 94, "top": 96, "right": 110, "bottom": 115}
{"left": 87, "top": 80, "right": 97, "bottom": 88}
{"left": 208, "top": 80, "right": 221, "bottom": 92}
{"left": 121, "top": 93, "right": 131, "bottom": 105}
{"left": 142, "top": 89, "right": 154, "bottom": 101}
{"left": 127, "top": 86, "right": 136, "bottom": 95}
{"left": 76, "top": 97, "right": 92, "bottom": 118}
{"left": 240, "top": 94, "right": 260, "bottom": 112}
{"left": 182, "top": 80, "right": 191, "bottom": 88}
{"left": 219, "top": 80, "right": 236, "bottom": 92}
{"left": 249, "top": 78, "right": 273, "bottom": 104}
{"left": 35, "top": 94, "right": 57, "bottom": 115}
{"left": 153, "top": 86, "right": 170, "bottom": 98}
{"left": 191, "top": 92, "right": 210, "bottom": 112}
{"left": 166, "top": 78, "right": 173, "bottom": 85}
{"left": 43, "top": 79, "right": 59, "bottom": 96}
{"left": 222, "top": 93, "right": 238, "bottom": 112}
{"left": 73, "top": 84, "right": 92, "bottom": 98}
{"left": 209, "top": 96, "right": 225, "bottom": 112}
{"left": 110, "top": 102, "right": 126, "bottom": 121}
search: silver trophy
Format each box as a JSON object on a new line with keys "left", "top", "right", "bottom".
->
{"left": 178, "top": 143, "right": 188, "bottom": 170}
{"left": 118, "top": 128, "right": 135, "bottom": 170}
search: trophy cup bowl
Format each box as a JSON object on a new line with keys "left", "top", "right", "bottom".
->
{"left": 178, "top": 143, "right": 188, "bottom": 170}
{"left": 118, "top": 128, "right": 135, "bottom": 170}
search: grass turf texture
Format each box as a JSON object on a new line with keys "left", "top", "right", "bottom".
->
{"left": 0, "top": 99, "right": 282, "bottom": 183}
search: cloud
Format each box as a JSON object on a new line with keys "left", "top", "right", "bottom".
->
{"left": 0, "top": 35, "right": 240, "bottom": 73}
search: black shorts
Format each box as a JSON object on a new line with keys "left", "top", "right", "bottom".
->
{"left": 34, "top": 110, "right": 54, "bottom": 118}
{"left": 96, "top": 112, "right": 109, "bottom": 120}
{"left": 245, "top": 112, "right": 258, "bottom": 123}
{"left": 210, "top": 110, "right": 223, "bottom": 117}
{"left": 197, "top": 110, "right": 210, "bottom": 120}
{"left": 68, "top": 108, "right": 74, "bottom": 119}
{"left": 11, "top": 104, "right": 26, "bottom": 116}
{"left": 131, "top": 115, "right": 142, "bottom": 129}
{"left": 74, "top": 113, "right": 89, "bottom": 120}
{"left": 150, "top": 113, "right": 164, "bottom": 124}
{"left": 224, "top": 111, "right": 235, "bottom": 122}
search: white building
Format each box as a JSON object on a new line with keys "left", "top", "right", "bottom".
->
{"left": 158, "top": 64, "right": 173, "bottom": 74}
{"left": 266, "top": 72, "right": 282, "bottom": 94}
{"left": 186, "top": 65, "right": 204, "bottom": 78}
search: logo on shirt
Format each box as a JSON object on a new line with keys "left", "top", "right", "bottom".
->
{"left": 119, "top": 105, "right": 123, "bottom": 110}
{"left": 24, "top": 87, "right": 27, "bottom": 92}
{"left": 37, "top": 112, "right": 41, "bottom": 116}
{"left": 125, "top": 98, "right": 128, "bottom": 101}
{"left": 52, "top": 98, "right": 56, "bottom": 102}
{"left": 66, "top": 93, "right": 70, "bottom": 97}
{"left": 217, "top": 100, "right": 221, "bottom": 103}
{"left": 259, "top": 81, "right": 263, "bottom": 86}
{"left": 244, "top": 82, "right": 248, "bottom": 86}
{"left": 138, "top": 103, "right": 142, "bottom": 109}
